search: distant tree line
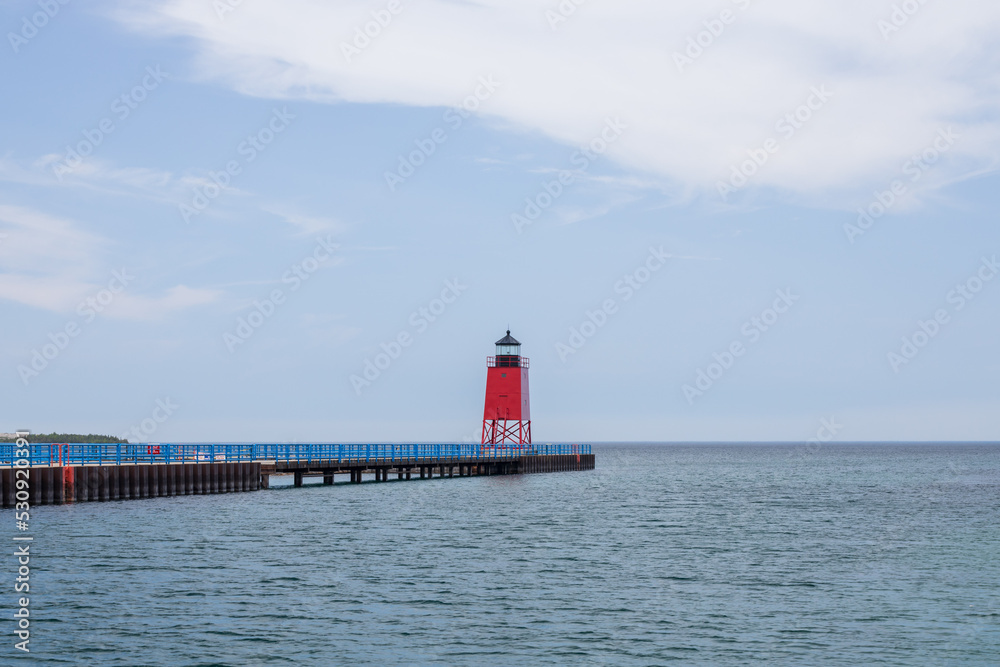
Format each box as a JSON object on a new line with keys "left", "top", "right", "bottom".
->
{"left": 0, "top": 433, "right": 128, "bottom": 444}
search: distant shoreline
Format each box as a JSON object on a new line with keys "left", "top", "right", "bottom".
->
{"left": 0, "top": 433, "right": 127, "bottom": 444}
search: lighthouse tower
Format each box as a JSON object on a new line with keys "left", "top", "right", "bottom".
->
{"left": 482, "top": 330, "right": 531, "bottom": 446}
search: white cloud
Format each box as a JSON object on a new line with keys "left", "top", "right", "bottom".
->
{"left": 0, "top": 204, "right": 221, "bottom": 318}
{"left": 0, "top": 154, "right": 208, "bottom": 207}
{"left": 554, "top": 196, "right": 638, "bottom": 226}
{"left": 109, "top": 0, "right": 1000, "bottom": 205}
{"left": 111, "top": 285, "right": 224, "bottom": 321}
{"left": 0, "top": 204, "right": 107, "bottom": 310}
{"left": 30, "top": 154, "right": 221, "bottom": 205}
{"left": 261, "top": 204, "right": 346, "bottom": 237}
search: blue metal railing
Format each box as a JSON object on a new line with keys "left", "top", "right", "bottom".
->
{"left": 0, "top": 442, "right": 591, "bottom": 467}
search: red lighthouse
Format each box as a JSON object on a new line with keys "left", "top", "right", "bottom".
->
{"left": 482, "top": 330, "right": 531, "bottom": 446}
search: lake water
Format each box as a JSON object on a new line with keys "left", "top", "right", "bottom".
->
{"left": 14, "top": 444, "right": 1000, "bottom": 665}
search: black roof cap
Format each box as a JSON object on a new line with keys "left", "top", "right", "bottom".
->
{"left": 495, "top": 330, "right": 520, "bottom": 346}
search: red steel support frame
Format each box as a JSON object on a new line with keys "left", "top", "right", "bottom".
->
{"left": 481, "top": 418, "right": 531, "bottom": 446}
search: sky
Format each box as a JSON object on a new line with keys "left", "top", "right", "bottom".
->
{"left": 1, "top": 0, "right": 998, "bottom": 443}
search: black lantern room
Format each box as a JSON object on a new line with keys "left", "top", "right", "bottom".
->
{"left": 494, "top": 330, "right": 521, "bottom": 367}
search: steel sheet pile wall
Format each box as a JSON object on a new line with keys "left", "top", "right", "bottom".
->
{"left": 0, "top": 463, "right": 261, "bottom": 507}
{"left": 520, "top": 454, "right": 595, "bottom": 474}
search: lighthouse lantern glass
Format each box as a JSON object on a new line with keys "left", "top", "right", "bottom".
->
{"left": 496, "top": 343, "right": 519, "bottom": 357}
{"left": 494, "top": 330, "right": 521, "bottom": 367}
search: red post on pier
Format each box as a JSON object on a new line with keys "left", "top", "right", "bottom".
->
{"left": 482, "top": 330, "right": 531, "bottom": 448}
{"left": 62, "top": 466, "right": 74, "bottom": 503}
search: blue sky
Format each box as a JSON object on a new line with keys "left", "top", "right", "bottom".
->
{"left": 1, "top": 0, "right": 998, "bottom": 442}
